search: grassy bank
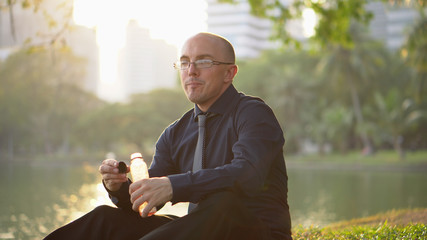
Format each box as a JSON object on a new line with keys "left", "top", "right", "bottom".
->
{"left": 293, "top": 208, "right": 427, "bottom": 239}
{"left": 286, "top": 150, "right": 427, "bottom": 171}
{"left": 287, "top": 150, "right": 427, "bottom": 163}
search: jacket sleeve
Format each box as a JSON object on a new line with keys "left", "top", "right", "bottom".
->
{"left": 103, "top": 179, "right": 133, "bottom": 212}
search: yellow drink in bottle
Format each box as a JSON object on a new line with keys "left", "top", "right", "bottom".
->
{"left": 130, "top": 152, "right": 156, "bottom": 216}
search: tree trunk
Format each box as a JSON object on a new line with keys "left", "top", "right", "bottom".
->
{"left": 347, "top": 77, "right": 373, "bottom": 155}
{"left": 8, "top": 132, "right": 14, "bottom": 161}
{"left": 394, "top": 135, "right": 406, "bottom": 161}
{"left": 8, "top": 0, "right": 17, "bottom": 42}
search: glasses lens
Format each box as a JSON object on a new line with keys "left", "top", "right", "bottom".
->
{"left": 195, "top": 59, "right": 213, "bottom": 69}
{"left": 175, "top": 60, "right": 215, "bottom": 70}
{"left": 180, "top": 61, "right": 190, "bottom": 70}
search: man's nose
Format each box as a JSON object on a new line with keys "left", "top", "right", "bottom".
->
{"left": 187, "top": 62, "right": 199, "bottom": 76}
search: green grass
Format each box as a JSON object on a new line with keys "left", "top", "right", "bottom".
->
{"left": 287, "top": 150, "right": 427, "bottom": 165}
{"left": 293, "top": 223, "right": 426, "bottom": 239}
{"left": 292, "top": 208, "right": 427, "bottom": 239}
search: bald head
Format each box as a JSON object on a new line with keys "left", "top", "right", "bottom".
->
{"left": 183, "top": 32, "right": 236, "bottom": 63}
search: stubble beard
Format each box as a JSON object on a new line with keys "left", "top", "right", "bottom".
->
{"left": 184, "top": 78, "right": 205, "bottom": 104}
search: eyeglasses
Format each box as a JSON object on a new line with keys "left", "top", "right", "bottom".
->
{"left": 173, "top": 59, "right": 234, "bottom": 70}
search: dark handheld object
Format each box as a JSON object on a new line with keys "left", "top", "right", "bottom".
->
{"left": 118, "top": 161, "right": 127, "bottom": 173}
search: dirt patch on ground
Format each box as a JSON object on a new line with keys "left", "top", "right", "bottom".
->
{"left": 327, "top": 208, "right": 427, "bottom": 230}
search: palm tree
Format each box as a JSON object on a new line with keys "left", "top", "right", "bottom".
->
{"left": 403, "top": 15, "right": 427, "bottom": 105}
{"left": 316, "top": 23, "right": 384, "bottom": 155}
{"left": 372, "top": 91, "right": 425, "bottom": 160}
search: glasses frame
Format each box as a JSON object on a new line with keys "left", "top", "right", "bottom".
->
{"left": 173, "top": 59, "right": 234, "bottom": 70}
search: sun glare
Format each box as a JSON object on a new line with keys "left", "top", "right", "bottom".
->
{"left": 73, "top": 0, "right": 207, "bottom": 48}
{"left": 73, "top": 0, "right": 207, "bottom": 84}
{"left": 302, "top": 8, "right": 317, "bottom": 37}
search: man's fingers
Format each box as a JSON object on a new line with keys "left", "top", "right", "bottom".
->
{"left": 141, "top": 201, "right": 156, "bottom": 218}
{"left": 103, "top": 158, "right": 118, "bottom": 166}
{"left": 132, "top": 194, "right": 145, "bottom": 212}
{"left": 129, "top": 178, "right": 172, "bottom": 216}
{"left": 99, "top": 165, "right": 119, "bottom": 174}
{"left": 99, "top": 159, "right": 128, "bottom": 192}
{"left": 129, "top": 181, "right": 145, "bottom": 203}
{"left": 104, "top": 173, "right": 127, "bottom": 181}
{"left": 131, "top": 194, "right": 155, "bottom": 218}
{"left": 99, "top": 160, "right": 119, "bottom": 174}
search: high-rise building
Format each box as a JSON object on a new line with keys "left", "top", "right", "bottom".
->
{"left": 119, "top": 20, "right": 178, "bottom": 99}
{"left": 366, "top": 2, "right": 421, "bottom": 50}
{"left": 66, "top": 25, "right": 99, "bottom": 92}
{"left": 206, "top": 0, "right": 275, "bottom": 59}
{"left": 206, "top": 0, "right": 312, "bottom": 59}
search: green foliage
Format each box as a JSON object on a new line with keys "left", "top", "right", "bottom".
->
{"left": 292, "top": 223, "right": 426, "bottom": 239}
{"left": 402, "top": 16, "right": 427, "bottom": 105}
{"left": 234, "top": 22, "right": 427, "bottom": 155}
{"left": 221, "top": 0, "right": 374, "bottom": 48}
{"left": 0, "top": 47, "right": 192, "bottom": 160}
{"left": 222, "top": 0, "right": 427, "bottom": 49}
{"left": 73, "top": 88, "right": 192, "bottom": 159}
{"left": 235, "top": 49, "right": 320, "bottom": 152}
{"left": 0, "top": 47, "right": 103, "bottom": 157}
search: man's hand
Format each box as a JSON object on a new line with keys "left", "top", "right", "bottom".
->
{"left": 99, "top": 159, "right": 129, "bottom": 192}
{"left": 129, "top": 177, "right": 173, "bottom": 217}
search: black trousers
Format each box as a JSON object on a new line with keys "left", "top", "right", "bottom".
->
{"left": 44, "top": 191, "right": 287, "bottom": 240}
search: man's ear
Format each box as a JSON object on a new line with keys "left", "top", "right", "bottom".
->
{"left": 224, "top": 65, "right": 238, "bottom": 83}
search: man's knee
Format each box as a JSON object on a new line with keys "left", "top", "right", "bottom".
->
{"left": 90, "top": 205, "right": 126, "bottom": 219}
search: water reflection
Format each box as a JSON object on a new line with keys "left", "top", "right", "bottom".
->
{"left": 0, "top": 163, "right": 108, "bottom": 239}
{"left": 287, "top": 168, "right": 427, "bottom": 227}
{"left": 0, "top": 162, "right": 190, "bottom": 239}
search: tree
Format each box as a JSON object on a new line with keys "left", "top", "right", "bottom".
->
{"left": 0, "top": 49, "right": 53, "bottom": 158}
{"left": 235, "top": 50, "right": 321, "bottom": 153}
{"left": 124, "top": 88, "right": 192, "bottom": 155}
{"left": 402, "top": 16, "right": 427, "bottom": 149}
{"left": 403, "top": 15, "right": 427, "bottom": 105}
{"left": 315, "top": 23, "right": 390, "bottom": 154}
{"left": 0, "top": 0, "right": 73, "bottom": 48}
{"left": 0, "top": 47, "right": 102, "bottom": 158}
{"left": 73, "top": 88, "right": 192, "bottom": 159}
{"left": 371, "top": 91, "right": 426, "bottom": 160}
{"left": 221, "top": 0, "right": 427, "bottom": 48}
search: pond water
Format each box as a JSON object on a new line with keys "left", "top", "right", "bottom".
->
{"left": 0, "top": 161, "right": 426, "bottom": 239}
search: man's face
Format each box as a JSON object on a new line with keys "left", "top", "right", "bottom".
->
{"left": 179, "top": 34, "right": 236, "bottom": 112}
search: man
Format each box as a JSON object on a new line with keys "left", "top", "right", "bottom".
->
{"left": 45, "top": 32, "right": 292, "bottom": 240}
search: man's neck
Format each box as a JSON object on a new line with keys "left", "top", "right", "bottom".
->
{"left": 196, "top": 84, "right": 232, "bottom": 112}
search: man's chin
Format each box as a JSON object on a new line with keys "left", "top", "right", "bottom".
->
{"left": 185, "top": 91, "right": 201, "bottom": 103}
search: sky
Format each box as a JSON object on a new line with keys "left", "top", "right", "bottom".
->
{"left": 73, "top": 0, "right": 208, "bottom": 85}
{"left": 73, "top": 0, "right": 208, "bottom": 48}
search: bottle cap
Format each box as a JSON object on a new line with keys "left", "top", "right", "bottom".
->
{"left": 118, "top": 161, "right": 127, "bottom": 173}
{"left": 130, "top": 152, "right": 142, "bottom": 160}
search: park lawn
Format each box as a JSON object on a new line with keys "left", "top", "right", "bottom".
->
{"left": 287, "top": 150, "right": 427, "bottom": 164}
{"left": 292, "top": 208, "right": 427, "bottom": 239}
{"left": 286, "top": 150, "right": 427, "bottom": 172}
